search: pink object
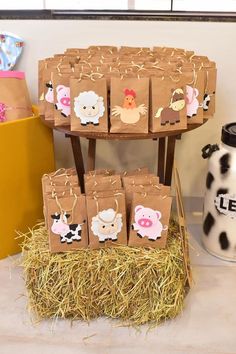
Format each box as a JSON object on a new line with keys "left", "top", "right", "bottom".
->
{"left": 132, "top": 205, "right": 167, "bottom": 241}
{"left": 51, "top": 212, "right": 83, "bottom": 244}
{"left": 0, "top": 102, "right": 6, "bottom": 122}
{"left": 55, "top": 85, "right": 70, "bottom": 117}
{"left": 45, "top": 81, "right": 54, "bottom": 104}
{"left": 0, "top": 71, "right": 25, "bottom": 79}
{"left": 186, "top": 85, "right": 199, "bottom": 118}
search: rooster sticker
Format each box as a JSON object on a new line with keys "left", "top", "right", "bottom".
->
{"left": 112, "top": 88, "right": 147, "bottom": 124}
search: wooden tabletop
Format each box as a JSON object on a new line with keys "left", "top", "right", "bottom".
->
{"left": 41, "top": 116, "right": 207, "bottom": 140}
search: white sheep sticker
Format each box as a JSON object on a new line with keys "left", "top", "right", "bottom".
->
{"left": 91, "top": 208, "right": 123, "bottom": 243}
{"left": 74, "top": 90, "right": 105, "bottom": 126}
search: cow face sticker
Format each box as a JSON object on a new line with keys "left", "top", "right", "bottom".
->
{"left": 155, "top": 88, "right": 185, "bottom": 125}
{"left": 51, "top": 212, "right": 85, "bottom": 244}
{"left": 74, "top": 90, "right": 105, "bottom": 126}
{"left": 91, "top": 208, "right": 123, "bottom": 243}
{"left": 55, "top": 85, "right": 71, "bottom": 117}
{"left": 112, "top": 88, "right": 147, "bottom": 124}
{"left": 45, "top": 81, "right": 54, "bottom": 103}
{"left": 132, "top": 205, "right": 168, "bottom": 241}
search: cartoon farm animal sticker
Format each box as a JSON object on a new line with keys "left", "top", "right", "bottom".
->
{"left": 91, "top": 208, "right": 123, "bottom": 243}
{"left": 185, "top": 85, "right": 199, "bottom": 118}
{"left": 55, "top": 85, "right": 70, "bottom": 117}
{"left": 51, "top": 212, "right": 86, "bottom": 244}
{"left": 74, "top": 90, "right": 105, "bottom": 126}
{"left": 112, "top": 88, "right": 147, "bottom": 124}
{"left": 155, "top": 88, "right": 185, "bottom": 125}
{"left": 45, "top": 81, "right": 54, "bottom": 103}
{"left": 132, "top": 205, "right": 167, "bottom": 241}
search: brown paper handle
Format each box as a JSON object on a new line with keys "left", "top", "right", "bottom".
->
{"left": 55, "top": 193, "right": 78, "bottom": 225}
{"left": 94, "top": 197, "right": 119, "bottom": 223}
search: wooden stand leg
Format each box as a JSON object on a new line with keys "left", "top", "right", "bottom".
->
{"left": 158, "top": 137, "right": 166, "bottom": 184}
{"left": 70, "top": 135, "right": 85, "bottom": 192}
{"left": 164, "top": 136, "right": 176, "bottom": 186}
{"left": 87, "top": 139, "right": 96, "bottom": 172}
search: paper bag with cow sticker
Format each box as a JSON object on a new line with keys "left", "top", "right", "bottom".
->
{"left": 202, "top": 64, "right": 217, "bottom": 118}
{"left": 86, "top": 191, "right": 127, "bottom": 249}
{"left": 150, "top": 74, "right": 188, "bottom": 133}
{"left": 47, "top": 193, "right": 88, "bottom": 253}
{"left": 110, "top": 77, "right": 149, "bottom": 133}
{"left": 128, "top": 193, "right": 172, "bottom": 248}
{"left": 70, "top": 76, "right": 108, "bottom": 132}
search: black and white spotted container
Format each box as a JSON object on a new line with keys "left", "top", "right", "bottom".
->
{"left": 202, "top": 123, "right": 236, "bottom": 261}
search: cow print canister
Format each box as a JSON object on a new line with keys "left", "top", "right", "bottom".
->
{"left": 202, "top": 123, "right": 236, "bottom": 261}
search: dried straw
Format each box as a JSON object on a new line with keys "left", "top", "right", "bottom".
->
{"left": 21, "top": 219, "right": 190, "bottom": 326}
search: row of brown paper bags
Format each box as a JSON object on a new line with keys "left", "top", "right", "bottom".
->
{"left": 41, "top": 72, "right": 216, "bottom": 134}
{"left": 42, "top": 167, "right": 172, "bottom": 253}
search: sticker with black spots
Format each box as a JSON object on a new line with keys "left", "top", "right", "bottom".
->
{"left": 219, "top": 232, "right": 230, "bottom": 250}
{"left": 203, "top": 212, "right": 215, "bottom": 236}
{"left": 219, "top": 153, "right": 230, "bottom": 174}
{"left": 216, "top": 188, "right": 229, "bottom": 197}
{"left": 206, "top": 172, "right": 214, "bottom": 189}
{"left": 215, "top": 188, "right": 229, "bottom": 215}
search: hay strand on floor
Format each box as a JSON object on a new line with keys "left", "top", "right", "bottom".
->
{"left": 21, "top": 219, "right": 190, "bottom": 326}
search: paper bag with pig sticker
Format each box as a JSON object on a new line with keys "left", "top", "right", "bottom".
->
{"left": 110, "top": 77, "right": 149, "bottom": 133}
{"left": 86, "top": 192, "right": 127, "bottom": 249}
{"left": 47, "top": 193, "right": 88, "bottom": 253}
{"left": 184, "top": 69, "right": 204, "bottom": 124}
{"left": 70, "top": 76, "right": 108, "bottom": 132}
{"left": 52, "top": 68, "right": 73, "bottom": 126}
{"left": 129, "top": 193, "right": 172, "bottom": 248}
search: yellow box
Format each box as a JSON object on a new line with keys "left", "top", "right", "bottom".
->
{"left": 0, "top": 107, "right": 55, "bottom": 259}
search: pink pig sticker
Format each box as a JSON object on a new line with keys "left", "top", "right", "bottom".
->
{"left": 55, "top": 85, "right": 70, "bottom": 118}
{"left": 132, "top": 205, "right": 168, "bottom": 241}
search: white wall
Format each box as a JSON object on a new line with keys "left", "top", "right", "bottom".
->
{"left": 1, "top": 20, "right": 235, "bottom": 196}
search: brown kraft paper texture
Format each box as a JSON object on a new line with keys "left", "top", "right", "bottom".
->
{"left": 128, "top": 193, "right": 172, "bottom": 249}
{"left": 110, "top": 77, "right": 149, "bottom": 133}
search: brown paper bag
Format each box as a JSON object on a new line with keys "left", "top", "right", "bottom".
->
{"left": 122, "top": 174, "right": 159, "bottom": 188}
{"left": 184, "top": 69, "right": 205, "bottom": 124}
{"left": 128, "top": 193, "right": 172, "bottom": 248}
{"left": 110, "top": 77, "right": 149, "bottom": 133}
{"left": 150, "top": 74, "right": 187, "bottom": 133}
{"left": 86, "top": 192, "right": 127, "bottom": 249}
{"left": 0, "top": 71, "right": 32, "bottom": 122}
{"left": 47, "top": 193, "right": 88, "bottom": 253}
{"left": 70, "top": 76, "right": 108, "bottom": 132}
{"left": 85, "top": 175, "right": 122, "bottom": 194}
{"left": 203, "top": 66, "right": 217, "bottom": 118}
{"left": 125, "top": 184, "right": 170, "bottom": 219}
{"left": 121, "top": 166, "right": 149, "bottom": 177}
{"left": 84, "top": 168, "right": 115, "bottom": 182}
{"left": 52, "top": 69, "right": 72, "bottom": 126}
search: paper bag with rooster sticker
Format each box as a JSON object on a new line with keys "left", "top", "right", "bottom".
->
{"left": 110, "top": 77, "right": 149, "bottom": 133}
{"left": 128, "top": 193, "right": 172, "bottom": 248}
{"left": 86, "top": 191, "right": 127, "bottom": 249}
{"left": 150, "top": 75, "right": 188, "bottom": 133}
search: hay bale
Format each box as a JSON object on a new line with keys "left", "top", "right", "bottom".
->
{"left": 21, "top": 219, "right": 190, "bottom": 326}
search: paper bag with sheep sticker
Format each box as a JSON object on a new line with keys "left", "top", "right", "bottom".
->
{"left": 86, "top": 192, "right": 127, "bottom": 249}
{"left": 110, "top": 77, "right": 149, "bottom": 133}
{"left": 128, "top": 193, "right": 172, "bottom": 248}
{"left": 47, "top": 193, "right": 88, "bottom": 253}
{"left": 70, "top": 76, "right": 108, "bottom": 132}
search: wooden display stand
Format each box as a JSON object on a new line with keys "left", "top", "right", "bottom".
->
{"left": 41, "top": 116, "right": 206, "bottom": 193}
